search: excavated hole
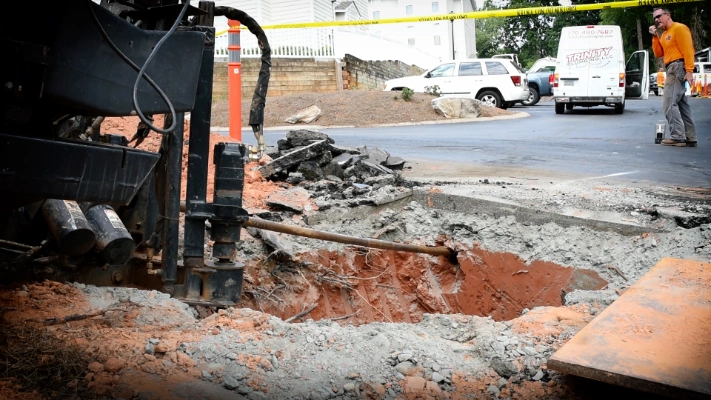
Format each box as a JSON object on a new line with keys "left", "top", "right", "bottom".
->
{"left": 242, "top": 245, "right": 607, "bottom": 325}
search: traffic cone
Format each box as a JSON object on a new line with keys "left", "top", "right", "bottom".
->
{"left": 703, "top": 76, "right": 709, "bottom": 98}
{"left": 695, "top": 80, "right": 701, "bottom": 96}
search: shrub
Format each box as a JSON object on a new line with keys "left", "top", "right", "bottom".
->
{"left": 424, "top": 85, "right": 441, "bottom": 96}
{"left": 401, "top": 88, "right": 414, "bottom": 101}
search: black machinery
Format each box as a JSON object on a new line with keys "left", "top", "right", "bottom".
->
{"left": 0, "top": 0, "right": 273, "bottom": 306}
{"left": 0, "top": 0, "right": 454, "bottom": 307}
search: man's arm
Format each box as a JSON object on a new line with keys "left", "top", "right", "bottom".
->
{"left": 651, "top": 35, "right": 664, "bottom": 58}
{"left": 677, "top": 24, "right": 695, "bottom": 72}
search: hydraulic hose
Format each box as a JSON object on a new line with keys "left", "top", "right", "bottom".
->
{"left": 214, "top": 6, "right": 271, "bottom": 161}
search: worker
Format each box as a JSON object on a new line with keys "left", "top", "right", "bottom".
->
{"left": 649, "top": 7, "right": 697, "bottom": 147}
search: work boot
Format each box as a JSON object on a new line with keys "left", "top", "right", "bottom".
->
{"left": 686, "top": 141, "right": 698, "bottom": 147}
{"left": 661, "top": 139, "right": 687, "bottom": 147}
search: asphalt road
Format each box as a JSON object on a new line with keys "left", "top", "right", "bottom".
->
{"left": 258, "top": 95, "right": 711, "bottom": 188}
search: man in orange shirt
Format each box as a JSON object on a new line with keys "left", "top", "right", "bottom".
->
{"left": 650, "top": 7, "right": 697, "bottom": 147}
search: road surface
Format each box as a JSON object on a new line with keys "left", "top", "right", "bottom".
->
{"left": 255, "top": 96, "right": 711, "bottom": 188}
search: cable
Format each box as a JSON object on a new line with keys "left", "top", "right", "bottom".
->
{"left": 87, "top": 0, "right": 190, "bottom": 134}
{"left": 131, "top": 0, "right": 191, "bottom": 134}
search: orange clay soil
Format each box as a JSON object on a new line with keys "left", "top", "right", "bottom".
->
{"left": 103, "top": 116, "right": 284, "bottom": 209}
{"left": 240, "top": 245, "right": 607, "bottom": 324}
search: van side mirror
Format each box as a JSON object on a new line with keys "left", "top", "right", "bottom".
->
{"left": 425, "top": 72, "right": 432, "bottom": 78}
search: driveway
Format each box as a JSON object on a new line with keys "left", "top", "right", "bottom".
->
{"left": 257, "top": 96, "right": 711, "bottom": 188}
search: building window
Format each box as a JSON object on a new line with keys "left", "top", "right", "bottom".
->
{"left": 434, "top": 35, "right": 441, "bottom": 45}
{"left": 406, "top": 5, "right": 413, "bottom": 15}
{"left": 432, "top": 2, "right": 439, "bottom": 12}
{"left": 408, "top": 38, "right": 415, "bottom": 46}
{"left": 373, "top": 11, "right": 380, "bottom": 19}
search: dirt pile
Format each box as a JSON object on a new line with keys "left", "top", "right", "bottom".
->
{"left": 211, "top": 91, "right": 517, "bottom": 129}
{"left": 1, "top": 280, "right": 602, "bottom": 399}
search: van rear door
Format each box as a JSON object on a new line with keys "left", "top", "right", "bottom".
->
{"left": 556, "top": 46, "right": 589, "bottom": 97}
{"left": 624, "top": 50, "right": 649, "bottom": 100}
{"left": 586, "top": 46, "right": 621, "bottom": 98}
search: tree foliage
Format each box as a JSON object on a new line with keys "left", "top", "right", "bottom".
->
{"left": 474, "top": 0, "right": 709, "bottom": 69}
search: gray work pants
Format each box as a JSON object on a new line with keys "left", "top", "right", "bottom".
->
{"left": 663, "top": 61, "right": 696, "bottom": 142}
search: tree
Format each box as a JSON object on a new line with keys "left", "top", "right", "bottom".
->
{"left": 601, "top": 4, "right": 710, "bottom": 70}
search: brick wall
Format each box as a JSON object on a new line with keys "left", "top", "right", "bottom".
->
{"left": 213, "top": 58, "right": 339, "bottom": 101}
{"left": 341, "top": 54, "right": 425, "bottom": 90}
{"left": 212, "top": 55, "right": 425, "bottom": 100}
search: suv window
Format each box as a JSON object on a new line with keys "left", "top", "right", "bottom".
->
{"left": 533, "top": 66, "right": 556, "bottom": 73}
{"left": 459, "top": 62, "right": 483, "bottom": 76}
{"left": 485, "top": 61, "right": 509, "bottom": 75}
{"left": 429, "top": 63, "right": 455, "bottom": 77}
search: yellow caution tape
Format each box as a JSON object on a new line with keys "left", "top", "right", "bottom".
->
{"left": 216, "top": 0, "right": 701, "bottom": 35}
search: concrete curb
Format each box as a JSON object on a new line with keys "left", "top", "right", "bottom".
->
{"left": 211, "top": 111, "right": 530, "bottom": 133}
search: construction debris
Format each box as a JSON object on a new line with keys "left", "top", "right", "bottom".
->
{"left": 258, "top": 130, "right": 413, "bottom": 211}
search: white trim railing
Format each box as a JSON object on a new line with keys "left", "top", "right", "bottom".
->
{"left": 215, "top": 28, "right": 335, "bottom": 59}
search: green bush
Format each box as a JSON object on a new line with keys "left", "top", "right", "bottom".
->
{"left": 424, "top": 85, "right": 441, "bottom": 97}
{"left": 401, "top": 88, "right": 414, "bottom": 102}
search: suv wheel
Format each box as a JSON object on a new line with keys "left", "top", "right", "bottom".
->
{"left": 522, "top": 87, "right": 540, "bottom": 106}
{"left": 477, "top": 91, "right": 503, "bottom": 108}
{"left": 555, "top": 103, "right": 565, "bottom": 114}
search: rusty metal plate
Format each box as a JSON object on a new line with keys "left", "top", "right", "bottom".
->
{"left": 548, "top": 257, "right": 711, "bottom": 399}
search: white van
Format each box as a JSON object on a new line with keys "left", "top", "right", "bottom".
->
{"left": 552, "top": 25, "right": 649, "bottom": 115}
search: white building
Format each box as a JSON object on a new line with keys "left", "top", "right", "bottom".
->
{"left": 212, "top": 0, "right": 474, "bottom": 69}
{"left": 367, "top": 0, "right": 477, "bottom": 64}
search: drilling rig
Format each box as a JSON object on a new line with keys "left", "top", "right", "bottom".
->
{"left": 0, "top": 0, "right": 275, "bottom": 306}
{"left": 0, "top": 0, "right": 454, "bottom": 307}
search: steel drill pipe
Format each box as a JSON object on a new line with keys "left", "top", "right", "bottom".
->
{"left": 244, "top": 217, "right": 454, "bottom": 258}
{"left": 179, "top": 201, "right": 454, "bottom": 258}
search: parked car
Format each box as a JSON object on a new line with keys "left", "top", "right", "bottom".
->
{"left": 492, "top": 53, "right": 522, "bottom": 68}
{"left": 522, "top": 57, "right": 556, "bottom": 106}
{"left": 383, "top": 58, "right": 529, "bottom": 109}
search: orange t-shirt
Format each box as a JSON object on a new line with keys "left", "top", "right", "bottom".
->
{"left": 652, "top": 22, "right": 695, "bottom": 72}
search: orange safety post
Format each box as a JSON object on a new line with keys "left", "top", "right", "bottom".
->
{"left": 695, "top": 79, "right": 701, "bottom": 96}
{"left": 227, "top": 19, "right": 242, "bottom": 141}
{"left": 703, "top": 75, "right": 709, "bottom": 98}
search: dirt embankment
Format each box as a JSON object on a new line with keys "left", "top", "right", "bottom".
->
{"left": 212, "top": 90, "right": 516, "bottom": 128}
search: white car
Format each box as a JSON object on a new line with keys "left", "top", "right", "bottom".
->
{"left": 383, "top": 58, "right": 530, "bottom": 109}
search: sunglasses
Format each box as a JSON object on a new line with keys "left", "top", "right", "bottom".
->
{"left": 653, "top": 13, "right": 667, "bottom": 20}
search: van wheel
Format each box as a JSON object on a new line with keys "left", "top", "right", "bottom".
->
{"left": 566, "top": 103, "right": 574, "bottom": 110}
{"left": 555, "top": 103, "right": 565, "bottom": 114}
{"left": 477, "top": 91, "right": 502, "bottom": 108}
{"left": 614, "top": 101, "right": 625, "bottom": 114}
{"left": 522, "top": 87, "right": 540, "bottom": 106}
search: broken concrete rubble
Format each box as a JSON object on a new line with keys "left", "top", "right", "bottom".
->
{"left": 258, "top": 130, "right": 415, "bottom": 212}
{"left": 265, "top": 187, "right": 311, "bottom": 213}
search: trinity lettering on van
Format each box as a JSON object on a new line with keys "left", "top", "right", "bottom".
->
{"left": 566, "top": 47, "right": 614, "bottom": 67}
